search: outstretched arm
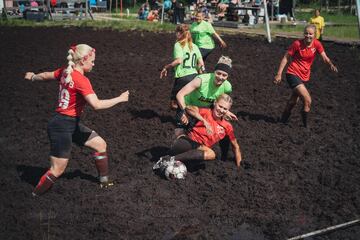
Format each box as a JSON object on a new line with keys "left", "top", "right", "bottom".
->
{"left": 176, "top": 77, "right": 202, "bottom": 111}
{"left": 213, "top": 32, "right": 227, "bottom": 48}
{"left": 186, "top": 106, "right": 212, "bottom": 134}
{"left": 274, "top": 53, "right": 290, "bottom": 84}
{"left": 160, "top": 58, "right": 182, "bottom": 79}
{"left": 230, "top": 138, "right": 242, "bottom": 168}
{"left": 24, "top": 71, "right": 57, "bottom": 82}
{"left": 320, "top": 51, "right": 338, "bottom": 72}
{"left": 85, "top": 90, "right": 129, "bottom": 111}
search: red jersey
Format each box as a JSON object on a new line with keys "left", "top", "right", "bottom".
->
{"left": 286, "top": 39, "right": 324, "bottom": 81}
{"left": 188, "top": 108, "right": 236, "bottom": 147}
{"left": 54, "top": 68, "right": 95, "bottom": 117}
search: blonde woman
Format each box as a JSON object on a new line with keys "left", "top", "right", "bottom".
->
{"left": 274, "top": 25, "right": 338, "bottom": 128}
{"left": 154, "top": 94, "right": 242, "bottom": 171}
{"left": 24, "top": 44, "right": 129, "bottom": 196}
{"left": 160, "top": 24, "right": 204, "bottom": 110}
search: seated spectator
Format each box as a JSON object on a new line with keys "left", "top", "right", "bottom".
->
{"left": 216, "top": 0, "right": 229, "bottom": 18}
{"left": 30, "top": 0, "right": 39, "bottom": 11}
{"left": 138, "top": 1, "right": 150, "bottom": 20}
{"left": 147, "top": 9, "right": 159, "bottom": 21}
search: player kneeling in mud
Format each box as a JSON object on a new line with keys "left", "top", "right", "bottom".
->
{"left": 154, "top": 94, "right": 242, "bottom": 171}
{"left": 24, "top": 44, "right": 129, "bottom": 196}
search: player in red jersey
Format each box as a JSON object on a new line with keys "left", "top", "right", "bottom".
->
{"left": 153, "top": 94, "right": 242, "bottom": 170}
{"left": 274, "top": 24, "right": 338, "bottom": 128}
{"left": 24, "top": 44, "right": 129, "bottom": 196}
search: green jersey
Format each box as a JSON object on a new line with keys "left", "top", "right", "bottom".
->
{"left": 190, "top": 20, "right": 216, "bottom": 50}
{"left": 185, "top": 73, "right": 232, "bottom": 107}
{"left": 173, "top": 42, "right": 202, "bottom": 78}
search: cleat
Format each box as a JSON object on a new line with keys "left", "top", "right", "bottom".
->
{"left": 99, "top": 180, "right": 114, "bottom": 189}
{"left": 153, "top": 155, "right": 174, "bottom": 170}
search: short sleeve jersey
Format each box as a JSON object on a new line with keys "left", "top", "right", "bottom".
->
{"left": 190, "top": 20, "right": 216, "bottom": 50}
{"left": 188, "top": 108, "right": 236, "bottom": 147}
{"left": 309, "top": 16, "right": 325, "bottom": 39}
{"left": 173, "top": 42, "right": 202, "bottom": 78}
{"left": 286, "top": 39, "right": 324, "bottom": 81}
{"left": 54, "top": 68, "right": 95, "bottom": 117}
{"left": 185, "top": 73, "right": 232, "bottom": 107}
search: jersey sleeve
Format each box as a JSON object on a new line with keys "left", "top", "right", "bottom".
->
{"left": 53, "top": 68, "right": 64, "bottom": 80}
{"left": 287, "top": 41, "right": 299, "bottom": 57}
{"left": 223, "top": 81, "right": 232, "bottom": 94}
{"left": 206, "top": 22, "right": 216, "bottom": 35}
{"left": 173, "top": 43, "right": 183, "bottom": 60}
{"left": 315, "top": 40, "right": 324, "bottom": 54}
{"left": 76, "top": 75, "right": 95, "bottom": 96}
{"left": 224, "top": 122, "right": 236, "bottom": 141}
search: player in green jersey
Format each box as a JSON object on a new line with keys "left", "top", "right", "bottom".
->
{"left": 160, "top": 24, "right": 205, "bottom": 110}
{"left": 190, "top": 11, "right": 227, "bottom": 61}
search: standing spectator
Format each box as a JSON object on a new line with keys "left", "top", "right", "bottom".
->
{"left": 160, "top": 24, "right": 204, "bottom": 110}
{"left": 24, "top": 44, "right": 129, "bottom": 196}
{"left": 190, "top": 11, "right": 227, "bottom": 62}
{"left": 274, "top": 25, "right": 338, "bottom": 128}
{"left": 309, "top": 9, "right": 325, "bottom": 40}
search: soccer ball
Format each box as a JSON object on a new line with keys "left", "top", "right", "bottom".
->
{"left": 164, "top": 160, "right": 187, "bottom": 180}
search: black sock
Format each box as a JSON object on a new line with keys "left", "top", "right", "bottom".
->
{"left": 301, "top": 111, "right": 309, "bottom": 128}
{"left": 175, "top": 149, "right": 204, "bottom": 161}
{"left": 280, "top": 109, "right": 291, "bottom": 123}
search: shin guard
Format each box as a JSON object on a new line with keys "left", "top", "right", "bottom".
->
{"left": 32, "top": 170, "right": 57, "bottom": 196}
{"left": 94, "top": 152, "right": 109, "bottom": 182}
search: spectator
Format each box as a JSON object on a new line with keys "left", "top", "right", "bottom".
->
{"left": 216, "top": 0, "right": 229, "bottom": 18}
{"left": 309, "top": 9, "right": 325, "bottom": 40}
{"left": 164, "top": 0, "right": 172, "bottom": 12}
{"left": 147, "top": 9, "right": 159, "bottom": 21}
{"left": 171, "top": 0, "right": 185, "bottom": 24}
{"left": 138, "top": 1, "right": 150, "bottom": 20}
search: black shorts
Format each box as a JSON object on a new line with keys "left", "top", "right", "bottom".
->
{"left": 286, "top": 73, "right": 306, "bottom": 89}
{"left": 170, "top": 73, "right": 197, "bottom": 100}
{"left": 47, "top": 113, "right": 93, "bottom": 158}
{"left": 199, "top": 48, "right": 214, "bottom": 62}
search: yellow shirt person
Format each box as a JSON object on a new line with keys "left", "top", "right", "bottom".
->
{"left": 309, "top": 9, "right": 325, "bottom": 40}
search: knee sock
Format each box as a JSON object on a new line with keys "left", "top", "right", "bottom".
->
{"left": 280, "top": 110, "right": 291, "bottom": 123}
{"left": 175, "top": 149, "right": 204, "bottom": 162}
{"left": 301, "top": 111, "right": 309, "bottom": 128}
{"left": 33, "top": 170, "right": 57, "bottom": 196}
{"left": 94, "top": 152, "right": 109, "bottom": 182}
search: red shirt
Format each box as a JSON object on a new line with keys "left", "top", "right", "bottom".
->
{"left": 54, "top": 68, "right": 95, "bottom": 117}
{"left": 188, "top": 108, "right": 236, "bottom": 147}
{"left": 286, "top": 39, "right": 324, "bottom": 81}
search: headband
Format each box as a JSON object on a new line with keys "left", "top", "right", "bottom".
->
{"left": 215, "top": 63, "right": 231, "bottom": 74}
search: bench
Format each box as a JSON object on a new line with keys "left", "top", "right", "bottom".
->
{"left": 225, "top": 6, "right": 264, "bottom": 23}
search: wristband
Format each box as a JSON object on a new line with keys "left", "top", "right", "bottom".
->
{"left": 31, "top": 74, "right": 36, "bottom": 82}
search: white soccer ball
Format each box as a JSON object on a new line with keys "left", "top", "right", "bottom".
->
{"left": 164, "top": 160, "right": 187, "bottom": 180}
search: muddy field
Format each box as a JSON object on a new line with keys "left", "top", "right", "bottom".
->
{"left": 0, "top": 26, "right": 359, "bottom": 239}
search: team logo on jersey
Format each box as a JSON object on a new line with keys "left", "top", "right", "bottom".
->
{"left": 216, "top": 125, "right": 225, "bottom": 136}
